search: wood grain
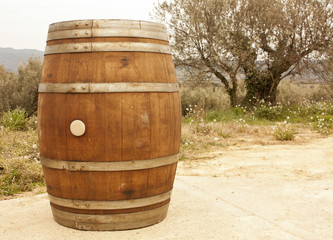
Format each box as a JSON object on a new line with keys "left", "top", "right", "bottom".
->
{"left": 38, "top": 19, "right": 181, "bottom": 230}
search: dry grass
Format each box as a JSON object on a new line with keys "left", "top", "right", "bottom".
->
{"left": 0, "top": 123, "right": 44, "bottom": 197}
{"left": 180, "top": 120, "right": 324, "bottom": 161}
{"left": 277, "top": 81, "right": 333, "bottom": 104}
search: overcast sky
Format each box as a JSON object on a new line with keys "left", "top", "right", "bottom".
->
{"left": 0, "top": 0, "right": 160, "bottom": 51}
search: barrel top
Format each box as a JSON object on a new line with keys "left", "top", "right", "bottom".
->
{"left": 47, "top": 19, "right": 168, "bottom": 41}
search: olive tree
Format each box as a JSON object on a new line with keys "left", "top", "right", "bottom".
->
{"left": 16, "top": 57, "right": 42, "bottom": 115}
{"left": 0, "top": 57, "right": 42, "bottom": 115}
{"left": 0, "top": 64, "right": 18, "bottom": 112}
{"left": 239, "top": 0, "right": 333, "bottom": 105}
{"left": 154, "top": 0, "right": 333, "bottom": 106}
{"left": 154, "top": 0, "right": 247, "bottom": 107}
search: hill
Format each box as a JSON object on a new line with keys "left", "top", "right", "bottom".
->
{"left": 0, "top": 47, "right": 44, "bottom": 72}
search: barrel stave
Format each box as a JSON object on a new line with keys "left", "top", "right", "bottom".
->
{"left": 38, "top": 19, "right": 180, "bottom": 231}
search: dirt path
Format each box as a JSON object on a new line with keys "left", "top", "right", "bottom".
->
{"left": 177, "top": 136, "right": 333, "bottom": 181}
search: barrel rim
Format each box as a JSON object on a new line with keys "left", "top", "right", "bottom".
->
{"left": 51, "top": 203, "right": 169, "bottom": 230}
{"left": 49, "top": 19, "right": 166, "bottom": 29}
{"left": 47, "top": 19, "right": 169, "bottom": 42}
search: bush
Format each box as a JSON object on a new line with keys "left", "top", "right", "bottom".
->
{"left": 16, "top": 57, "right": 42, "bottom": 115}
{"left": 0, "top": 64, "right": 19, "bottom": 112}
{"left": 255, "top": 104, "right": 283, "bottom": 121}
{"left": 180, "top": 86, "right": 230, "bottom": 116}
{"left": 311, "top": 115, "right": 333, "bottom": 135}
{"left": 0, "top": 57, "right": 42, "bottom": 115}
{"left": 1, "top": 108, "right": 28, "bottom": 131}
{"left": 273, "top": 124, "right": 295, "bottom": 141}
{"left": 277, "top": 80, "right": 332, "bottom": 104}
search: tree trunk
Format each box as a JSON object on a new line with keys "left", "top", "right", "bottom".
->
{"left": 242, "top": 74, "right": 279, "bottom": 106}
{"left": 228, "top": 87, "right": 237, "bottom": 107}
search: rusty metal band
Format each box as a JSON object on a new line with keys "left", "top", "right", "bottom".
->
{"left": 47, "top": 29, "right": 169, "bottom": 41}
{"left": 48, "top": 190, "right": 172, "bottom": 210}
{"left": 40, "top": 154, "right": 179, "bottom": 171}
{"left": 44, "top": 42, "right": 171, "bottom": 55}
{"left": 51, "top": 203, "right": 169, "bottom": 230}
{"left": 38, "top": 82, "right": 179, "bottom": 93}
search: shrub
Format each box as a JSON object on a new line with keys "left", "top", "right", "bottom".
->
{"left": 311, "top": 115, "right": 333, "bottom": 135}
{"left": 273, "top": 124, "right": 295, "bottom": 141}
{"left": 15, "top": 57, "right": 42, "bottom": 115}
{"left": 180, "top": 86, "right": 230, "bottom": 116}
{"left": 1, "top": 108, "right": 28, "bottom": 131}
{"left": 255, "top": 104, "right": 283, "bottom": 121}
{"left": 0, "top": 57, "right": 42, "bottom": 116}
{"left": 0, "top": 64, "right": 19, "bottom": 113}
{"left": 277, "top": 80, "right": 332, "bottom": 104}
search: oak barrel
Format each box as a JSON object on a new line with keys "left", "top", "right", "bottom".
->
{"left": 37, "top": 19, "right": 181, "bottom": 231}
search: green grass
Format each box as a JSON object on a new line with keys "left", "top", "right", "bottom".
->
{"left": 1, "top": 108, "right": 28, "bottom": 131}
{"left": 185, "top": 99, "right": 333, "bottom": 135}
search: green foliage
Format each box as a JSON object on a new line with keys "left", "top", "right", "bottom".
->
{"left": 0, "top": 57, "right": 42, "bottom": 115}
{"left": 0, "top": 64, "right": 19, "bottom": 112}
{"left": 16, "top": 57, "right": 42, "bottom": 115}
{"left": 0, "top": 158, "right": 44, "bottom": 196}
{"left": 311, "top": 115, "right": 333, "bottom": 135}
{"left": 183, "top": 86, "right": 333, "bottom": 136}
{"left": 1, "top": 108, "right": 28, "bottom": 131}
{"left": 254, "top": 104, "right": 283, "bottom": 121}
{"left": 205, "top": 108, "right": 246, "bottom": 122}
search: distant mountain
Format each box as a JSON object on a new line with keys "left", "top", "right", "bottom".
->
{"left": 0, "top": 47, "right": 44, "bottom": 72}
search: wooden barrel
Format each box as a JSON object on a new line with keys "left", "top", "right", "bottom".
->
{"left": 37, "top": 19, "right": 181, "bottom": 231}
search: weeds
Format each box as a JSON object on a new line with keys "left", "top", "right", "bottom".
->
{"left": 180, "top": 96, "right": 333, "bottom": 160}
{"left": 1, "top": 108, "right": 28, "bottom": 131}
{"left": 0, "top": 112, "right": 43, "bottom": 197}
{"left": 0, "top": 157, "right": 44, "bottom": 196}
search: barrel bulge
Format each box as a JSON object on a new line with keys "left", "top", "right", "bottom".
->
{"left": 38, "top": 19, "right": 181, "bottom": 231}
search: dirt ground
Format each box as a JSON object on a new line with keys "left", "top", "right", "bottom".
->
{"left": 178, "top": 130, "right": 333, "bottom": 181}
{"left": 0, "top": 133, "right": 332, "bottom": 239}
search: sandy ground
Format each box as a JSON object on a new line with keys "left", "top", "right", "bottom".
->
{"left": 0, "top": 136, "right": 332, "bottom": 240}
{"left": 178, "top": 135, "right": 333, "bottom": 180}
